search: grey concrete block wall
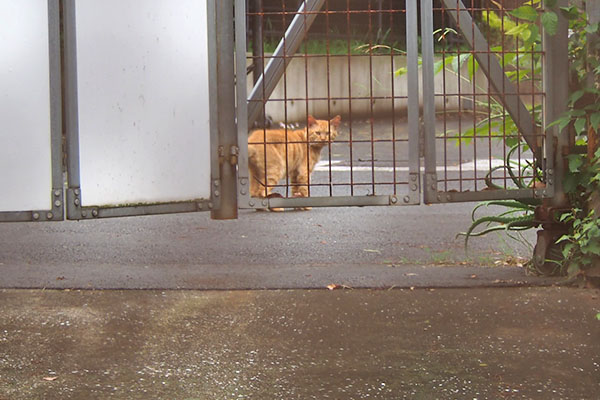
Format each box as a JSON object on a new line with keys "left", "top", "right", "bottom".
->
{"left": 247, "top": 54, "right": 493, "bottom": 123}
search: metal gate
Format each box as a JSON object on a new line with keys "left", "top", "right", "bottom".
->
{"left": 0, "top": 0, "right": 224, "bottom": 222}
{"left": 1, "top": 0, "right": 568, "bottom": 222}
{"left": 237, "top": 0, "right": 565, "bottom": 211}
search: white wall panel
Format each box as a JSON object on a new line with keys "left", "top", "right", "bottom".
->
{"left": 0, "top": 0, "right": 52, "bottom": 212}
{"left": 75, "top": 0, "right": 211, "bottom": 206}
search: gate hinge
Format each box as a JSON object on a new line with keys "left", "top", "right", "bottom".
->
{"left": 217, "top": 145, "right": 239, "bottom": 166}
{"left": 229, "top": 146, "right": 239, "bottom": 166}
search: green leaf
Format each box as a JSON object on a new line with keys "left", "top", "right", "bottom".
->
{"left": 590, "top": 113, "right": 600, "bottom": 133}
{"left": 563, "top": 172, "right": 579, "bottom": 193}
{"left": 568, "top": 89, "right": 585, "bottom": 105}
{"left": 467, "top": 54, "right": 479, "bottom": 81}
{"left": 394, "top": 67, "right": 408, "bottom": 77}
{"left": 568, "top": 155, "right": 584, "bottom": 173}
{"left": 559, "top": 6, "right": 580, "bottom": 20}
{"left": 596, "top": 313, "right": 600, "bottom": 321}
{"left": 510, "top": 6, "right": 539, "bottom": 22}
{"left": 506, "top": 23, "right": 531, "bottom": 37}
{"left": 523, "top": 25, "right": 540, "bottom": 49}
{"left": 574, "top": 117, "right": 587, "bottom": 135}
{"left": 585, "top": 23, "right": 599, "bottom": 34}
{"left": 541, "top": 12, "right": 558, "bottom": 35}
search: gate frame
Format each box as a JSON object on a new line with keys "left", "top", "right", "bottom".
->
{"left": 420, "top": 0, "right": 562, "bottom": 205}
{"left": 0, "top": 0, "right": 64, "bottom": 223}
{"left": 61, "top": 0, "right": 226, "bottom": 220}
{"left": 237, "top": 0, "right": 422, "bottom": 210}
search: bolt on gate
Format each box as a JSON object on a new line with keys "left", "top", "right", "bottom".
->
{"left": 1, "top": 0, "right": 568, "bottom": 223}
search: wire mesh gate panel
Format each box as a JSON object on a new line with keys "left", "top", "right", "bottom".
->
{"left": 239, "top": 0, "right": 554, "bottom": 210}
{"left": 238, "top": 0, "right": 421, "bottom": 209}
{"left": 421, "top": 0, "right": 552, "bottom": 204}
{"left": 63, "top": 0, "right": 218, "bottom": 219}
{"left": 0, "top": 0, "right": 63, "bottom": 222}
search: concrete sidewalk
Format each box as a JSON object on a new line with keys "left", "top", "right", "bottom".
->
{"left": 1, "top": 287, "right": 598, "bottom": 399}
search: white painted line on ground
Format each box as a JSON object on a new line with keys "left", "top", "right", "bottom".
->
{"left": 314, "top": 159, "right": 534, "bottom": 173}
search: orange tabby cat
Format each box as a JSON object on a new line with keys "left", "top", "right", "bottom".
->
{"left": 248, "top": 115, "right": 341, "bottom": 209}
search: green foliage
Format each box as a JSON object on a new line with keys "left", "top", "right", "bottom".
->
{"left": 457, "top": 143, "right": 541, "bottom": 249}
{"left": 548, "top": 2, "right": 600, "bottom": 279}
{"left": 557, "top": 149, "right": 600, "bottom": 277}
{"left": 436, "top": 3, "right": 545, "bottom": 147}
{"left": 457, "top": 1, "right": 600, "bottom": 279}
{"left": 453, "top": 3, "right": 546, "bottom": 250}
{"left": 547, "top": 6, "right": 600, "bottom": 141}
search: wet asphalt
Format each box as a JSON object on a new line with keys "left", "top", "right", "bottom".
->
{"left": 1, "top": 288, "right": 599, "bottom": 399}
{"left": 1, "top": 179, "right": 599, "bottom": 399}
{"left": 1, "top": 204, "right": 551, "bottom": 289}
{"left": 1, "top": 205, "right": 599, "bottom": 399}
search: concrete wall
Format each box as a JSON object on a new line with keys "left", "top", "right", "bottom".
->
{"left": 247, "top": 54, "right": 541, "bottom": 124}
{"left": 247, "top": 54, "right": 493, "bottom": 123}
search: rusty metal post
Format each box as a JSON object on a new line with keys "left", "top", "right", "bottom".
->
{"left": 211, "top": 0, "right": 238, "bottom": 220}
{"left": 532, "top": 0, "right": 571, "bottom": 272}
{"left": 544, "top": 0, "right": 570, "bottom": 208}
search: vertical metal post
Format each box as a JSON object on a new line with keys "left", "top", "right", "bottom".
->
{"left": 48, "top": 0, "right": 64, "bottom": 220}
{"left": 406, "top": 0, "right": 420, "bottom": 203}
{"left": 421, "top": 0, "right": 437, "bottom": 204}
{"left": 236, "top": 0, "right": 251, "bottom": 208}
{"left": 544, "top": 0, "right": 570, "bottom": 208}
{"left": 61, "top": 0, "right": 84, "bottom": 220}
{"left": 211, "top": 0, "right": 238, "bottom": 219}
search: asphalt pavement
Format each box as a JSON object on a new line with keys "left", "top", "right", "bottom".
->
{"left": 1, "top": 204, "right": 549, "bottom": 289}
{"left": 1, "top": 288, "right": 598, "bottom": 399}
{"left": 1, "top": 146, "right": 598, "bottom": 399}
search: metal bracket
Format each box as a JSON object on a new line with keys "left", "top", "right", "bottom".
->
{"left": 26, "top": 188, "right": 65, "bottom": 222}
{"left": 229, "top": 145, "right": 239, "bottom": 166}
{"left": 423, "top": 173, "right": 438, "bottom": 204}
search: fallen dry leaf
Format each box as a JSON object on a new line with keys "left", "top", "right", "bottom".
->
{"left": 363, "top": 249, "right": 381, "bottom": 254}
{"left": 43, "top": 377, "right": 58, "bottom": 381}
{"left": 469, "top": 274, "right": 478, "bottom": 279}
{"left": 405, "top": 273, "right": 418, "bottom": 277}
{"left": 327, "top": 284, "right": 340, "bottom": 290}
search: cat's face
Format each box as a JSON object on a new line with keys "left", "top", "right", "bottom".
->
{"left": 306, "top": 115, "right": 341, "bottom": 145}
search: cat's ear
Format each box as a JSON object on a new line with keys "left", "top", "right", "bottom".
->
{"left": 307, "top": 115, "right": 317, "bottom": 127}
{"left": 330, "top": 115, "right": 341, "bottom": 128}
